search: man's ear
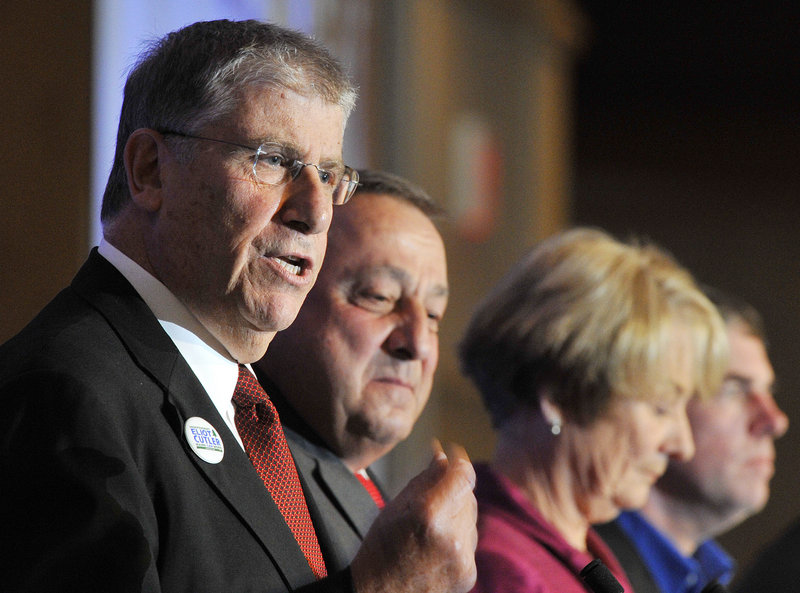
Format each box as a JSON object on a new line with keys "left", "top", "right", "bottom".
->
{"left": 123, "top": 128, "right": 164, "bottom": 213}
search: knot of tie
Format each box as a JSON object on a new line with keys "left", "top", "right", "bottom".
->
{"left": 232, "top": 365, "right": 275, "bottom": 424}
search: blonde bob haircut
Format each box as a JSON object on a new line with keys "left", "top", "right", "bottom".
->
{"left": 458, "top": 227, "right": 729, "bottom": 428}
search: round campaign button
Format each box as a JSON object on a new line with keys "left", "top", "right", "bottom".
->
{"left": 184, "top": 417, "right": 225, "bottom": 464}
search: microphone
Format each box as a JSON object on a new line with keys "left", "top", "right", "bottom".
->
{"left": 580, "top": 559, "right": 624, "bottom": 593}
{"left": 700, "top": 581, "right": 729, "bottom": 593}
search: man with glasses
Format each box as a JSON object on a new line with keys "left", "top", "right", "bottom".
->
{"left": 597, "top": 287, "right": 788, "bottom": 593}
{"left": 0, "top": 20, "right": 476, "bottom": 593}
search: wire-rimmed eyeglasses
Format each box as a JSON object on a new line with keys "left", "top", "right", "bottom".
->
{"left": 160, "top": 130, "right": 359, "bottom": 205}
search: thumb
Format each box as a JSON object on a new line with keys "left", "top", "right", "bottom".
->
{"left": 437, "top": 441, "right": 476, "bottom": 496}
{"left": 401, "top": 439, "right": 449, "bottom": 494}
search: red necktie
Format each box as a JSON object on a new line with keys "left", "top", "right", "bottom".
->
{"left": 232, "top": 364, "right": 327, "bottom": 579}
{"left": 355, "top": 472, "right": 385, "bottom": 509}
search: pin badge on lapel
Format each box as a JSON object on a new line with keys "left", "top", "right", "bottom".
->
{"left": 184, "top": 417, "right": 225, "bottom": 463}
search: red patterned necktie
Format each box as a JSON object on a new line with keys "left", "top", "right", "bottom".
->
{"left": 355, "top": 472, "right": 385, "bottom": 509}
{"left": 232, "top": 364, "right": 327, "bottom": 579}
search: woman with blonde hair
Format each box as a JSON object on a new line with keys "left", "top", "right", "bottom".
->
{"left": 460, "top": 227, "right": 729, "bottom": 593}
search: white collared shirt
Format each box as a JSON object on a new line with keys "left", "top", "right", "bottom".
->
{"left": 98, "top": 240, "right": 245, "bottom": 449}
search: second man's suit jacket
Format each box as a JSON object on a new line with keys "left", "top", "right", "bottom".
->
{"left": 255, "top": 375, "right": 384, "bottom": 573}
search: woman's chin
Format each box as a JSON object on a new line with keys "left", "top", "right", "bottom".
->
{"left": 610, "top": 486, "right": 650, "bottom": 513}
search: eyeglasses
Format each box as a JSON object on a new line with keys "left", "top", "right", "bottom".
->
{"left": 160, "top": 130, "right": 359, "bottom": 205}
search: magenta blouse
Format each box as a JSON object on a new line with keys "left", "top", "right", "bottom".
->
{"left": 470, "top": 464, "right": 635, "bottom": 593}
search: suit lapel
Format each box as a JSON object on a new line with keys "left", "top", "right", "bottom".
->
{"left": 287, "top": 432, "right": 378, "bottom": 571}
{"left": 164, "top": 362, "right": 315, "bottom": 588}
{"left": 315, "top": 456, "right": 381, "bottom": 539}
{"left": 259, "top": 372, "right": 382, "bottom": 543}
{"left": 72, "top": 251, "right": 315, "bottom": 588}
{"left": 284, "top": 424, "right": 381, "bottom": 540}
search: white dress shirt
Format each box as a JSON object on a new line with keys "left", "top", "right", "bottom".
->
{"left": 98, "top": 240, "right": 245, "bottom": 449}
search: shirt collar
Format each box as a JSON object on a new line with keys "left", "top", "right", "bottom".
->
{"left": 97, "top": 240, "right": 240, "bottom": 426}
{"left": 98, "top": 240, "right": 232, "bottom": 358}
{"left": 616, "top": 511, "right": 734, "bottom": 593}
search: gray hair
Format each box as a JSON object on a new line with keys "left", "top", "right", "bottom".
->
{"left": 101, "top": 19, "right": 357, "bottom": 222}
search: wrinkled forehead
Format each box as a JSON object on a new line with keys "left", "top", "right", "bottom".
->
{"left": 212, "top": 85, "right": 346, "bottom": 153}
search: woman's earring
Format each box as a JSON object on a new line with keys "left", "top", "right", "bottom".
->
{"left": 541, "top": 396, "right": 562, "bottom": 436}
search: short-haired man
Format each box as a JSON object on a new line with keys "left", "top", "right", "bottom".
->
{"left": 597, "top": 288, "right": 788, "bottom": 593}
{"left": 256, "top": 169, "right": 449, "bottom": 569}
{"left": 0, "top": 20, "right": 476, "bottom": 593}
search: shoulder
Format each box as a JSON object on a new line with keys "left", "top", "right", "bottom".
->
{"left": 0, "top": 280, "right": 172, "bottom": 467}
{"left": 474, "top": 536, "right": 583, "bottom": 593}
{"left": 1, "top": 295, "right": 164, "bottom": 423}
{"left": 475, "top": 509, "right": 573, "bottom": 584}
{"left": 473, "top": 543, "right": 549, "bottom": 593}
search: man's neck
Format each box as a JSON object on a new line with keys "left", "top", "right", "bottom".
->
{"left": 641, "top": 488, "right": 719, "bottom": 556}
{"left": 101, "top": 232, "right": 273, "bottom": 364}
{"left": 339, "top": 441, "right": 390, "bottom": 474}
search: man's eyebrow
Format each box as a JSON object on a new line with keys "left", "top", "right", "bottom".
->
{"left": 253, "top": 137, "right": 343, "bottom": 167}
{"left": 319, "top": 158, "right": 345, "bottom": 171}
{"left": 724, "top": 373, "right": 776, "bottom": 394}
{"left": 429, "top": 284, "right": 449, "bottom": 299}
{"left": 254, "top": 138, "right": 300, "bottom": 156}
{"left": 368, "top": 265, "right": 449, "bottom": 298}
{"left": 374, "top": 266, "right": 411, "bottom": 286}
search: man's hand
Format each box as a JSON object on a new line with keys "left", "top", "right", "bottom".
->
{"left": 350, "top": 442, "right": 478, "bottom": 593}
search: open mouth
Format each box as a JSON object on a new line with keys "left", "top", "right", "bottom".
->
{"left": 275, "top": 255, "right": 306, "bottom": 276}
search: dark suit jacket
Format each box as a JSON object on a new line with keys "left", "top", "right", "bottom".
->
{"left": 0, "top": 250, "right": 352, "bottom": 593}
{"left": 256, "top": 376, "right": 383, "bottom": 573}
{"left": 595, "top": 520, "right": 663, "bottom": 593}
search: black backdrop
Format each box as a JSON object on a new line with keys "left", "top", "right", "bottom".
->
{"left": 573, "top": 0, "right": 800, "bottom": 575}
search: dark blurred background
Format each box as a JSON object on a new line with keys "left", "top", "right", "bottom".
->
{"left": 573, "top": 0, "right": 800, "bottom": 574}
